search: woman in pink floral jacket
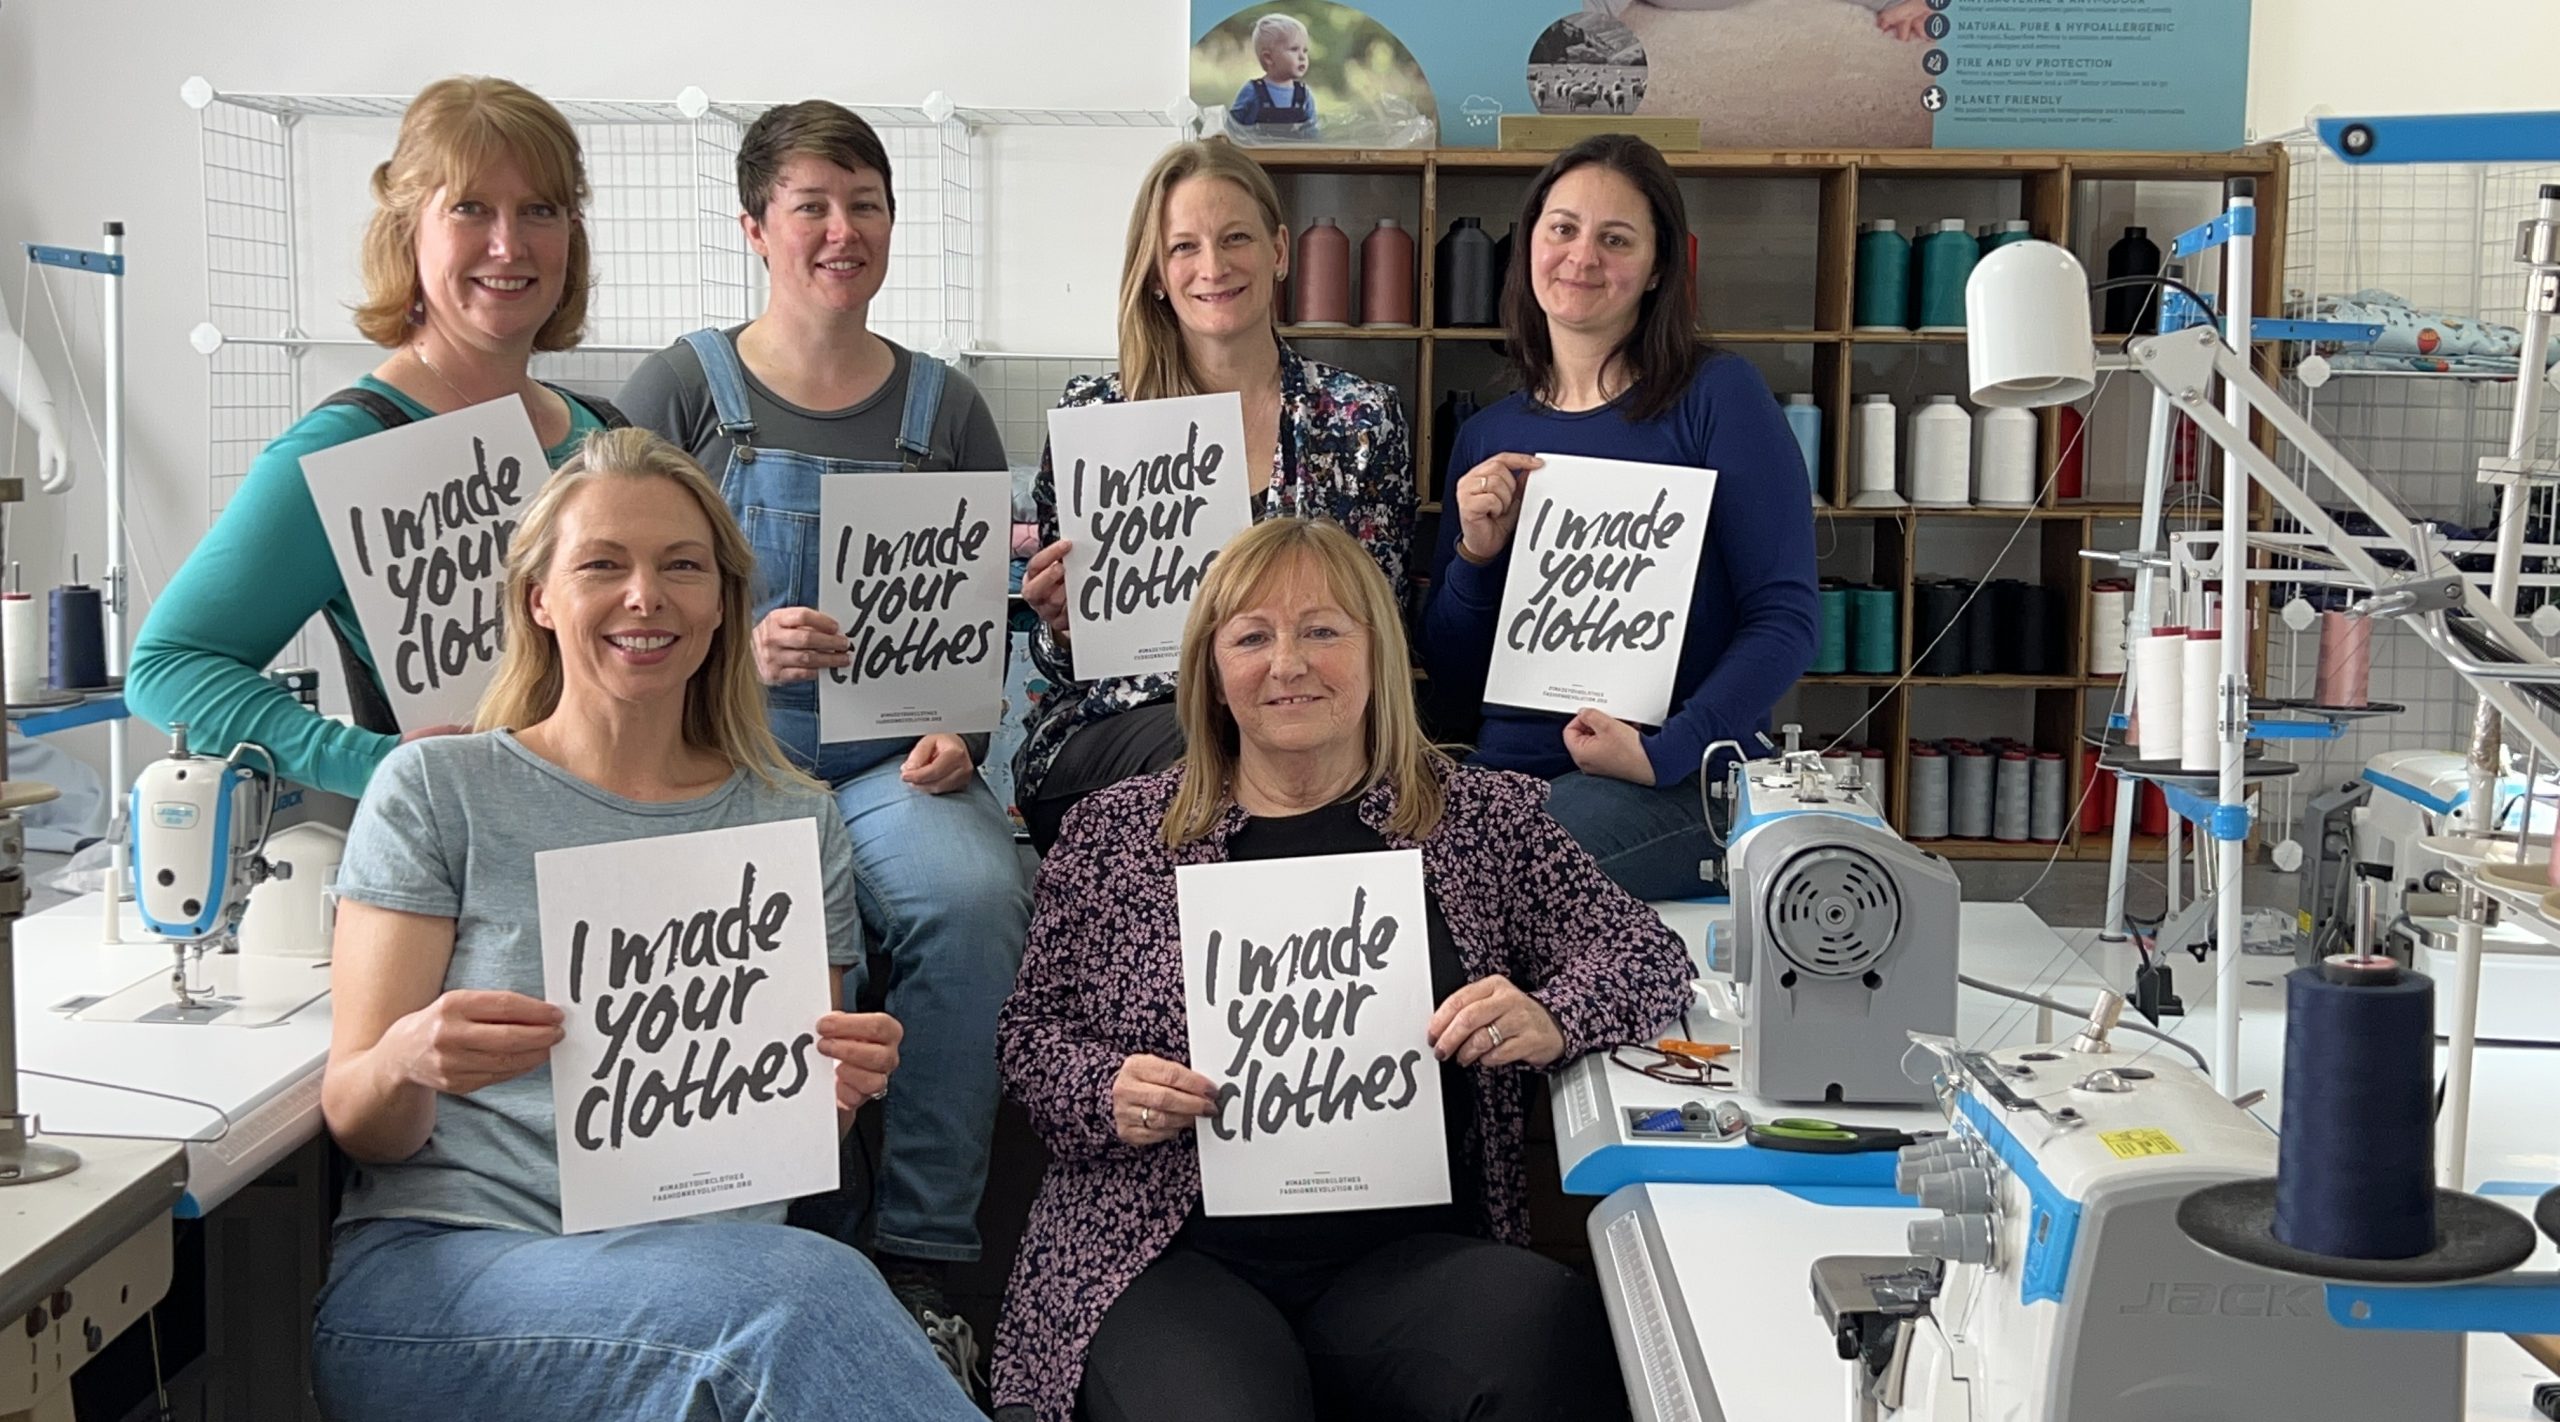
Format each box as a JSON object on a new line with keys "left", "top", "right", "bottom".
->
{"left": 991, "top": 518, "right": 1694, "bottom": 1422}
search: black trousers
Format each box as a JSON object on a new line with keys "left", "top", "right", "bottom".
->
{"left": 1023, "top": 702, "right": 1186, "bottom": 854}
{"left": 1079, "top": 1235, "right": 1631, "bottom": 1422}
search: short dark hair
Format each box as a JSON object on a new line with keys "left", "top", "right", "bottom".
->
{"left": 1500, "top": 133, "right": 1701, "bottom": 424}
{"left": 736, "top": 100, "right": 897, "bottom": 221}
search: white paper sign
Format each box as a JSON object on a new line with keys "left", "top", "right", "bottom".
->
{"left": 1049, "top": 392, "right": 1253, "bottom": 679}
{"left": 537, "top": 818, "right": 840, "bottom": 1234}
{"left": 303, "top": 396, "right": 552, "bottom": 732}
{"left": 816, "top": 471, "right": 1011, "bottom": 742}
{"left": 1177, "top": 848, "right": 1449, "bottom": 1216}
{"left": 1483, "top": 454, "right": 1716, "bottom": 726}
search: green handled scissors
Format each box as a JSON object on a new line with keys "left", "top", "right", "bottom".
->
{"left": 1745, "top": 1117, "right": 1929, "bottom": 1155}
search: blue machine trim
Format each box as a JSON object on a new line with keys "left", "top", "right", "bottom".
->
{"left": 2151, "top": 780, "right": 2253, "bottom": 841}
{"left": 2317, "top": 113, "right": 2560, "bottom": 166}
{"left": 2247, "top": 719, "right": 2345, "bottom": 742}
{"left": 2107, "top": 713, "right": 2130, "bottom": 731}
{"left": 2327, "top": 1276, "right": 2560, "bottom": 1333}
{"left": 2361, "top": 768, "right": 2465, "bottom": 817}
{"left": 2161, "top": 289, "right": 2213, "bottom": 334}
{"left": 2478, "top": 1179, "right": 2556, "bottom": 1198}
{"left": 1731, "top": 775, "right": 1887, "bottom": 842}
{"left": 1564, "top": 1138, "right": 1909, "bottom": 1198}
{"left": 23, "top": 243, "right": 124, "bottom": 276}
{"left": 2170, "top": 207, "right": 2255, "bottom": 260}
{"left": 1955, "top": 1093, "right": 2082, "bottom": 1306}
{"left": 2252, "top": 319, "right": 2385, "bottom": 345}
{"left": 176, "top": 1193, "right": 202, "bottom": 1220}
{"left": 11, "top": 693, "right": 130, "bottom": 736}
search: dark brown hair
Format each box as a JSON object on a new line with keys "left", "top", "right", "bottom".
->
{"left": 1499, "top": 133, "right": 1701, "bottom": 423}
{"left": 736, "top": 100, "right": 897, "bottom": 220}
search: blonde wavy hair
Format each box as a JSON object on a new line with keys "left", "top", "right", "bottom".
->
{"left": 1117, "top": 138, "right": 1288, "bottom": 402}
{"left": 351, "top": 75, "right": 592, "bottom": 351}
{"left": 475, "top": 428, "right": 804, "bottom": 788}
{"left": 1165, "top": 519, "right": 1451, "bottom": 846}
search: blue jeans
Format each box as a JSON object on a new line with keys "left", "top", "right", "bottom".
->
{"left": 1544, "top": 772, "right": 1722, "bottom": 902}
{"left": 311, "top": 1217, "right": 978, "bottom": 1422}
{"left": 835, "top": 756, "right": 1032, "bottom": 1262}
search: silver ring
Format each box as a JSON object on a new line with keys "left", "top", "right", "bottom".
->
{"left": 1486, "top": 1023, "right": 1504, "bottom": 1048}
{"left": 1141, "top": 1105, "right": 1157, "bottom": 1129}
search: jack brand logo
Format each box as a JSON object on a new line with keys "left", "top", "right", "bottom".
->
{"left": 2116, "top": 1281, "right": 2320, "bottom": 1318}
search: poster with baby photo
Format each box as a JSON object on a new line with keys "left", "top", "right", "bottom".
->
{"left": 1178, "top": 849, "right": 1449, "bottom": 1216}
{"left": 1483, "top": 454, "right": 1714, "bottom": 727}
{"left": 304, "top": 396, "right": 550, "bottom": 734}
{"left": 1190, "top": 0, "right": 2247, "bottom": 150}
{"left": 537, "top": 818, "right": 840, "bottom": 1234}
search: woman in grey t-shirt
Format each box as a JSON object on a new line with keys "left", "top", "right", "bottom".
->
{"left": 312, "top": 428, "right": 977, "bottom": 1421}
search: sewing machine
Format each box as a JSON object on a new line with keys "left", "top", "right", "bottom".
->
{"left": 2353, "top": 749, "right": 2560, "bottom": 1044}
{"left": 1810, "top": 1002, "right": 2458, "bottom": 1421}
{"left": 1710, "top": 740, "right": 1960, "bottom": 1105}
{"left": 72, "top": 725, "right": 332, "bottom": 1026}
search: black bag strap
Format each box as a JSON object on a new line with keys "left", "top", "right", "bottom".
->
{"left": 306, "top": 381, "right": 624, "bottom": 735}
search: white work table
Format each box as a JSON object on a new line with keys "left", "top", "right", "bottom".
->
{"left": 15, "top": 893, "right": 331, "bottom": 1217}
{"left": 0, "top": 1134, "right": 183, "bottom": 1322}
{"left": 1583, "top": 900, "right": 2560, "bottom": 1420}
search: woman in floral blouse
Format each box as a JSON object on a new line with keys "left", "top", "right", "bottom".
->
{"left": 1013, "top": 137, "right": 1415, "bottom": 852}
{"left": 990, "top": 518, "right": 1692, "bottom": 1422}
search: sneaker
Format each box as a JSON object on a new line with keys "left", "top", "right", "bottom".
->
{"left": 885, "top": 1263, "right": 984, "bottom": 1404}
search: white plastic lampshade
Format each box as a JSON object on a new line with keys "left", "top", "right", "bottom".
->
{"left": 1966, "top": 240, "right": 2097, "bottom": 408}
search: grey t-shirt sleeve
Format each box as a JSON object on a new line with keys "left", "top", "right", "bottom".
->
{"left": 938, "top": 367, "right": 1014, "bottom": 471}
{"left": 617, "top": 344, "right": 719, "bottom": 455}
{"left": 816, "top": 807, "right": 864, "bottom": 969}
{"left": 337, "top": 742, "right": 459, "bottom": 919}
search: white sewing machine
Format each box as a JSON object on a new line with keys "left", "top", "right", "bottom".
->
{"left": 72, "top": 726, "right": 335, "bottom": 1026}
{"left": 1811, "top": 1002, "right": 2458, "bottom": 1421}
{"left": 2355, "top": 748, "right": 2560, "bottom": 1044}
{"left": 1705, "top": 738, "right": 1960, "bottom": 1106}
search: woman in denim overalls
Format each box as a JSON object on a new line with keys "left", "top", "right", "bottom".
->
{"left": 619, "top": 100, "right": 1025, "bottom": 1399}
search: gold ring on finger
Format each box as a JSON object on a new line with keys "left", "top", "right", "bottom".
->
{"left": 1141, "top": 1105, "right": 1157, "bottom": 1129}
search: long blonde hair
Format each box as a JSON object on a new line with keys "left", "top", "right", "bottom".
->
{"left": 474, "top": 427, "right": 804, "bottom": 788}
{"left": 352, "top": 75, "right": 592, "bottom": 352}
{"left": 1118, "top": 138, "right": 1288, "bottom": 402}
{"left": 1164, "top": 519, "right": 1451, "bottom": 845}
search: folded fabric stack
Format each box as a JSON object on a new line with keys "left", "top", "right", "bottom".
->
{"left": 2299, "top": 287, "right": 2560, "bottom": 375}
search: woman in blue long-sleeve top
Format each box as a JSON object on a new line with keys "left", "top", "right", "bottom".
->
{"left": 1418, "top": 133, "right": 1819, "bottom": 901}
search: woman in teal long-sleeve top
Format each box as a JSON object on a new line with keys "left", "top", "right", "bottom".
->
{"left": 129, "top": 75, "right": 622, "bottom": 798}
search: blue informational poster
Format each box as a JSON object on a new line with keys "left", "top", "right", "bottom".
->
{"left": 1189, "top": 0, "right": 2248, "bottom": 151}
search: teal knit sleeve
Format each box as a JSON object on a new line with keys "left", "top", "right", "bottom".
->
{"left": 127, "top": 408, "right": 401, "bottom": 798}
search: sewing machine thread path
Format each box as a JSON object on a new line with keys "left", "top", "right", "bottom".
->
{"left": 1814, "top": 1005, "right": 2459, "bottom": 1421}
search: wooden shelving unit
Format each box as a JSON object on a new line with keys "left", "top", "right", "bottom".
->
{"left": 1254, "top": 142, "right": 2286, "bottom": 859}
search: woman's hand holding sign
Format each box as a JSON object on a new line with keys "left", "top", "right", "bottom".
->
{"left": 753, "top": 607, "right": 852, "bottom": 685}
{"left": 1112, "top": 1053, "right": 1220, "bottom": 1147}
{"left": 1429, "top": 975, "right": 1565, "bottom": 1070}
{"left": 817, "top": 1010, "right": 902, "bottom": 1118}
{"left": 390, "top": 990, "right": 566, "bottom": 1095}
{"left": 1563, "top": 707, "right": 1656, "bottom": 785}
{"left": 1454, "top": 454, "right": 1542, "bottom": 565}
{"left": 1022, "top": 538, "right": 1073, "bottom": 640}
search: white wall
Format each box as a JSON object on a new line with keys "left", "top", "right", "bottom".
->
{"left": 2248, "top": 0, "right": 2560, "bottom": 139}
{"left": 0, "top": 0, "right": 2546, "bottom": 785}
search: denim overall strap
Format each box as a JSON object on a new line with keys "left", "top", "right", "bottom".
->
{"left": 681, "top": 328, "right": 758, "bottom": 443}
{"left": 894, "top": 352, "right": 947, "bottom": 467}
